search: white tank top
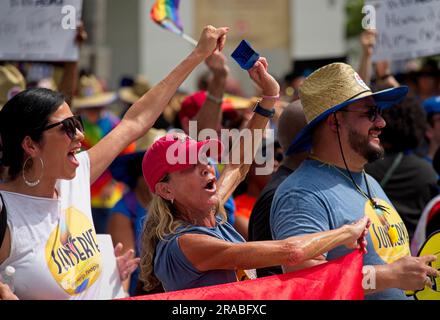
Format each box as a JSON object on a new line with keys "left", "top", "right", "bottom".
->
{"left": 0, "top": 152, "right": 103, "bottom": 300}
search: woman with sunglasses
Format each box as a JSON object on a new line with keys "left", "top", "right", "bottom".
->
{"left": 139, "top": 56, "right": 371, "bottom": 293}
{"left": 0, "top": 25, "right": 229, "bottom": 300}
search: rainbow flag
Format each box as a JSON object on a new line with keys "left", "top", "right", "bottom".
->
{"left": 150, "top": 0, "right": 183, "bottom": 35}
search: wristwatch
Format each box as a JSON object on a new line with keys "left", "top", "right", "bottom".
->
{"left": 253, "top": 102, "right": 275, "bottom": 119}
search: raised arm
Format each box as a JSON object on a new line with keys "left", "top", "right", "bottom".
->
{"left": 217, "top": 57, "right": 280, "bottom": 204}
{"left": 58, "top": 21, "right": 88, "bottom": 106}
{"left": 178, "top": 216, "right": 369, "bottom": 272}
{"left": 374, "top": 60, "right": 400, "bottom": 89}
{"left": 87, "top": 26, "right": 229, "bottom": 183}
{"left": 194, "top": 50, "right": 229, "bottom": 133}
{"left": 358, "top": 29, "right": 376, "bottom": 85}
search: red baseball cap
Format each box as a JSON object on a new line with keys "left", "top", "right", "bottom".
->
{"left": 142, "top": 133, "right": 224, "bottom": 193}
{"left": 178, "top": 91, "right": 235, "bottom": 123}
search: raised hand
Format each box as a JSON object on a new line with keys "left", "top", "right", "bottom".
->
{"left": 360, "top": 29, "right": 377, "bottom": 57}
{"left": 195, "top": 25, "right": 230, "bottom": 59}
{"left": 247, "top": 57, "right": 280, "bottom": 97}
{"left": 75, "top": 21, "right": 88, "bottom": 46}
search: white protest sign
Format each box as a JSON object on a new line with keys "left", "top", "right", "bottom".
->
{"left": 96, "top": 234, "right": 126, "bottom": 300}
{"left": 371, "top": 0, "right": 440, "bottom": 61}
{"left": 0, "top": 0, "right": 83, "bottom": 61}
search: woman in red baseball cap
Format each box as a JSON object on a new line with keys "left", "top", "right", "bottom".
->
{"left": 0, "top": 25, "right": 230, "bottom": 300}
{"left": 139, "top": 56, "right": 371, "bottom": 293}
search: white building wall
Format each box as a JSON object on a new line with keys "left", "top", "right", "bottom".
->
{"left": 138, "top": 0, "right": 347, "bottom": 93}
{"left": 292, "top": 0, "right": 346, "bottom": 60}
{"left": 139, "top": 0, "right": 200, "bottom": 92}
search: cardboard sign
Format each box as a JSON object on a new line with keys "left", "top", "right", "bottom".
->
{"left": 371, "top": 0, "right": 440, "bottom": 61}
{"left": 0, "top": 0, "right": 83, "bottom": 61}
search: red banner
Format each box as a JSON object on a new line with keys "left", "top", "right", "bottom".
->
{"left": 126, "top": 251, "right": 364, "bottom": 300}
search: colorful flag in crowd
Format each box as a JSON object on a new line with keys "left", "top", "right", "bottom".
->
{"left": 124, "top": 250, "right": 364, "bottom": 300}
{"left": 150, "top": 0, "right": 197, "bottom": 45}
{"left": 150, "top": 0, "right": 183, "bottom": 35}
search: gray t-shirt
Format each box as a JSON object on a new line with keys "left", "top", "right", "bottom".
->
{"left": 270, "top": 159, "right": 412, "bottom": 300}
{"left": 154, "top": 215, "right": 245, "bottom": 292}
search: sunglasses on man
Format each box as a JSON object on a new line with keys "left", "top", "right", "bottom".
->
{"left": 42, "top": 115, "right": 84, "bottom": 140}
{"left": 339, "top": 105, "right": 383, "bottom": 122}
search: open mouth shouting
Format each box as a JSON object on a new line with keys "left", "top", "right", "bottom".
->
{"left": 67, "top": 145, "right": 81, "bottom": 167}
{"left": 204, "top": 177, "right": 217, "bottom": 194}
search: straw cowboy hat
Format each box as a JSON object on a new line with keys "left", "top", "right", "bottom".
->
{"left": 119, "top": 75, "right": 152, "bottom": 105}
{"left": 135, "top": 127, "right": 167, "bottom": 152}
{"left": 286, "top": 63, "right": 408, "bottom": 155}
{"left": 0, "top": 64, "right": 26, "bottom": 109}
{"left": 72, "top": 74, "right": 117, "bottom": 109}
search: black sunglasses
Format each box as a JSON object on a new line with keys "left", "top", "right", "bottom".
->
{"left": 42, "top": 115, "right": 84, "bottom": 140}
{"left": 339, "top": 106, "right": 383, "bottom": 122}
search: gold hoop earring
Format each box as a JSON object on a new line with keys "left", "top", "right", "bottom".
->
{"left": 22, "top": 157, "right": 44, "bottom": 187}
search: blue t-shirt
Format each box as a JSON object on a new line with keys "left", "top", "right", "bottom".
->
{"left": 154, "top": 215, "right": 245, "bottom": 292}
{"left": 110, "top": 191, "right": 148, "bottom": 295}
{"left": 270, "top": 159, "right": 412, "bottom": 300}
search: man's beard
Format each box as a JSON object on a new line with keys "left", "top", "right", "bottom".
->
{"left": 348, "top": 126, "right": 384, "bottom": 163}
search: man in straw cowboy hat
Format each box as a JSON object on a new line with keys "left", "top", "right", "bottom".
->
{"left": 270, "top": 62, "right": 439, "bottom": 300}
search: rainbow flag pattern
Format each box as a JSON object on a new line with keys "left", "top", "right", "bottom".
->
{"left": 150, "top": 0, "right": 183, "bottom": 35}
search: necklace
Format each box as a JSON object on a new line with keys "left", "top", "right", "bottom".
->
{"left": 308, "top": 154, "right": 399, "bottom": 245}
{"left": 308, "top": 154, "right": 377, "bottom": 206}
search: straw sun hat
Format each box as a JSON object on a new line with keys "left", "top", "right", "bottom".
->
{"left": 0, "top": 64, "right": 26, "bottom": 109}
{"left": 286, "top": 63, "right": 408, "bottom": 155}
{"left": 72, "top": 75, "right": 117, "bottom": 109}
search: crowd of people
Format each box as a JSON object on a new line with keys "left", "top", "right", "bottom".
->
{"left": 0, "top": 24, "right": 439, "bottom": 300}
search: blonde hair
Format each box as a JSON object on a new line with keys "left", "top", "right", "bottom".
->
{"left": 139, "top": 192, "right": 227, "bottom": 291}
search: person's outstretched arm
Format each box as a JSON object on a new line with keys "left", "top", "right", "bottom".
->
{"left": 217, "top": 57, "right": 280, "bottom": 204}
{"left": 178, "top": 217, "right": 370, "bottom": 271}
{"left": 88, "top": 26, "right": 229, "bottom": 183}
